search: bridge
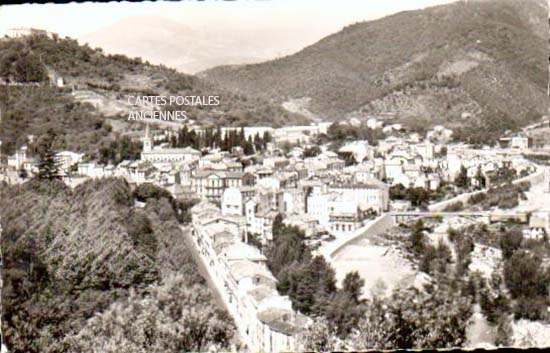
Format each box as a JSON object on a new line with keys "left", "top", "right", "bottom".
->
{"left": 388, "top": 211, "right": 528, "bottom": 224}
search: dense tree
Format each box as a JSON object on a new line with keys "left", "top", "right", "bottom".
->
{"left": 384, "top": 281, "right": 473, "bottom": 349}
{"left": 503, "top": 250, "right": 547, "bottom": 300}
{"left": 351, "top": 297, "right": 394, "bottom": 350}
{"left": 454, "top": 235, "right": 475, "bottom": 277}
{"left": 36, "top": 130, "right": 61, "bottom": 180}
{"left": 301, "top": 317, "right": 338, "bottom": 352}
{"left": 499, "top": 230, "right": 523, "bottom": 259}
{"left": 409, "top": 219, "right": 427, "bottom": 256}
{"left": 474, "top": 166, "right": 486, "bottom": 189}
{"left": 171, "top": 126, "right": 271, "bottom": 154}
{"left": 266, "top": 214, "right": 367, "bottom": 336}
{"left": 455, "top": 165, "right": 470, "bottom": 189}
{"left": 479, "top": 273, "right": 511, "bottom": 324}
{"left": 65, "top": 274, "right": 235, "bottom": 352}
{"left": 0, "top": 178, "right": 232, "bottom": 352}
{"left": 342, "top": 271, "right": 364, "bottom": 303}
{"left": 0, "top": 49, "right": 47, "bottom": 83}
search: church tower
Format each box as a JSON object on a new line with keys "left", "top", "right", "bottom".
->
{"left": 143, "top": 123, "right": 152, "bottom": 152}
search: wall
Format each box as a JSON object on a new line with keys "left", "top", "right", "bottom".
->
{"left": 322, "top": 214, "right": 396, "bottom": 260}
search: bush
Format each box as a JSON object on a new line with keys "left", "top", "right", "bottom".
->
{"left": 442, "top": 201, "right": 464, "bottom": 212}
{"left": 513, "top": 296, "right": 550, "bottom": 321}
{"left": 503, "top": 250, "right": 547, "bottom": 299}
{"left": 499, "top": 230, "right": 523, "bottom": 259}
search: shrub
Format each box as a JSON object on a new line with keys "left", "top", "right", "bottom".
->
{"left": 499, "top": 230, "right": 523, "bottom": 259}
{"left": 442, "top": 201, "right": 464, "bottom": 212}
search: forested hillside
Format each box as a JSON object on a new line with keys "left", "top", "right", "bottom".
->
{"left": 203, "top": 0, "right": 548, "bottom": 143}
{"left": 0, "top": 33, "right": 307, "bottom": 157}
{"left": 0, "top": 178, "right": 234, "bottom": 353}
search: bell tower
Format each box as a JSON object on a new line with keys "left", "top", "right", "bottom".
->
{"left": 143, "top": 123, "right": 152, "bottom": 152}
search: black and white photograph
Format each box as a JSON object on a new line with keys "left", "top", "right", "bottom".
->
{"left": 0, "top": 0, "right": 549, "bottom": 352}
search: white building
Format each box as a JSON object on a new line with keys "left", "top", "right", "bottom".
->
{"left": 222, "top": 187, "right": 244, "bottom": 216}
{"left": 7, "top": 146, "right": 28, "bottom": 170}
{"left": 141, "top": 125, "right": 201, "bottom": 165}
{"left": 190, "top": 202, "right": 305, "bottom": 352}
{"left": 55, "top": 151, "right": 83, "bottom": 172}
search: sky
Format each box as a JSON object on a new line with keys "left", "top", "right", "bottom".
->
{"left": 0, "top": 0, "right": 457, "bottom": 39}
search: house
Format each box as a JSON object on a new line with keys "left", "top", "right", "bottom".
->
{"left": 189, "top": 202, "right": 305, "bottom": 352}
{"left": 528, "top": 210, "right": 550, "bottom": 239}
{"left": 329, "top": 180, "right": 390, "bottom": 213}
{"left": 283, "top": 215, "right": 319, "bottom": 237}
{"left": 55, "top": 151, "right": 83, "bottom": 173}
{"left": 140, "top": 125, "right": 201, "bottom": 165}
{"left": 222, "top": 187, "right": 244, "bottom": 216}
{"left": 191, "top": 170, "right": 254, "bottom": 202}
{"left": 7, "top": 146, "right": 29, "bottom": 170}
{"left": 499, "top": 135, "right": 530, "bottom": 150}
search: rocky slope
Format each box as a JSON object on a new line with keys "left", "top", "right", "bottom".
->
{"left": 202, "top": 0, "right": 548, "bottom": 141}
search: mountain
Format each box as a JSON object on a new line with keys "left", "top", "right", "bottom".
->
{"left": 0, "top": 33, "right": 307, "bottom": 157}
{"left": 202, "top": 0, "right": 548, "bottom": 142}
{"left": 81, "top": 15, "right": 323, "bottom": 74}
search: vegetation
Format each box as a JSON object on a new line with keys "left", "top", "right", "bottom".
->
{"left": 0, "top": 34, "right": 307, "bottom": 138}
{"left": 523, "top": 153, "right": 550, "bottom": 165}
{"left": 65, "top": 273, "right": 235, "bottom": 353}
{"left": 451, "top": 220, "right": 550, "bottom": 327}
{"left": 35, "top": 129, "right": 62, "bottom": 180}
{"left": 0, "top": 85, "right": 114, "bottom": 158}
{"left": 204, "top": 0, "right": 546, "bottom": 143}
{"left": 265, "top": 215, "right": 366, "bottom": 337}
{"left": 467, "top": 182, "right": 529, "bottom": 210}
{"left": 170, "top": 126, "right": 272, "bottom": 155}
{"left": 389, "top": 184, "right": 432, "bottom": 209}
{"left": 0, "top": 178, "right": 233, "bottom": 352}
{"left": 303, "top": 145, "right": 321, "bottom": 158}
{"left": 321, "top": 122, "right": 386, "bottom": 148}
{"left": 98, "top": 135, "right": 142, "bottom": 165}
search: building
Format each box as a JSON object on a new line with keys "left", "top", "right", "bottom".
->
{"left": 7, "top": 146, "right": 28, "bottom": 170}
{"left": 191, "top": 170, "right": 254, "bottom": 202}
{"left": 222, "top": 187, "right": 244, "bottom": 216}
{"left": 190, "top": 202, "right": 305, "bottom": 352}
{"left": 55, "top": 151, "right": 83, "bottom": 173}
{"left": 499, "top": 135, "right": 531, "bottom": 150}
{"left": 528, "top": 210, "right": 550, "bottom": 239}
{"left": 329, "top": 180, "right": 389, "bottom": 213}
{"left": 141, "top": 124, "right": 201, "bottom": 165}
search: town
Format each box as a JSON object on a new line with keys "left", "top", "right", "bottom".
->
{"left": 2, "top": 114, "right": 549, "bottom": 351}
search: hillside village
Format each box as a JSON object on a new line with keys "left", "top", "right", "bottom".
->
{"left": 1, "top": 1, "right": 550, "bottom": 349}
{"left": 2, "top": 107, "right": 550, "bottom": 350}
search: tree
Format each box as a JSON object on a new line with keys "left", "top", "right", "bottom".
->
{"left": 499, "top": 230, "right": 523, "bottom": 259}
{"left": 324, "top": 290, "right": 367, "bottom": 337}
{"left": 301, "top": 317, "right": 337, "bottom": 352}
{"left": 65, "top": 274, "right": 235, "bottom": 352}
{"left": 18, "top": 166, "right": 28, "bottom": 179}
{"left": 342, "top": 271, "right": 364, "bottom": 303}
{"left": 406, "top": 187, "right": 431, "bottom": 208}
{"left": 504, "top": 250, "right": 546, "bottom": 299}
{"left": 384, "top": 282, "right": 473, "bottom": 349}
{"left": 474, "top": 166, "right": 486, "bottom": 189}
{"left": 352, "top": 297, "right": 394, "bottom": 350}
{"left": 36, "top": 130, "right": 61, "bottom": 180}
{"left": 455, "top": 165, "right": 469, "bottom": 189}
{"left": 409, "top": 219, "right": 426, "bottom": 256}
{"left": 495, "top": 315, "right": 513, "bottom": 347}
